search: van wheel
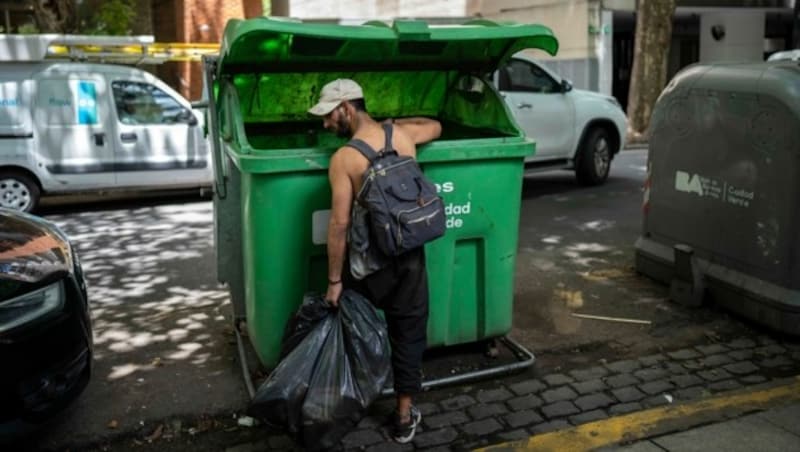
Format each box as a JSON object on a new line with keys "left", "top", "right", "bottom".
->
{"left": 575, "top": 127, "right": 612, "bottom": 186}
{"left": 0, "top": 172, "right": 40, "bottom": 212}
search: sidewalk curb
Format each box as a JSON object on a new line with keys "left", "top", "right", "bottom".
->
{"left": 476, "top": 375, "right": 800, "bottom": 451}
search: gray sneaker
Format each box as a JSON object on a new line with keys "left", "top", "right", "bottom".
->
{"left": 392, "top": 405, "right": 422, "bottom": 444}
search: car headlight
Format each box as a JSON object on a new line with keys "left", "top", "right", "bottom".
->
{"left": 0, "top": 281, "right": 65, "bottom": 333}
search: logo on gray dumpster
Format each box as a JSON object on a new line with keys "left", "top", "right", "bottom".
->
{"left": 674, "top": 170, "right": 754, "bottom": 208}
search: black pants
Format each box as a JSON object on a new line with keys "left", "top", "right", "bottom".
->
{"left": 344, "top": 248, "right": 429, "bottom": 395}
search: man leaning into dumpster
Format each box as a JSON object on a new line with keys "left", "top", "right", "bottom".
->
{"left": 309, "top": 78, "right": 442, "bottom": 444}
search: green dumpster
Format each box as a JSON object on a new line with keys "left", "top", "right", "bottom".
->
{"left": 209, "top": 18, "right": 558, "bottom": 368}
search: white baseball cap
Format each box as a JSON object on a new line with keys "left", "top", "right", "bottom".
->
{"left": 308, "top": 79, "right": 364, "bottom": 116}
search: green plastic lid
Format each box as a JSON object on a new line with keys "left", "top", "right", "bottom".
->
{"left": 217, "top": 18, "right": 558, "bottom": 74}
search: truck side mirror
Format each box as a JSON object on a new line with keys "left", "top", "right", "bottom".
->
{"left": 179, "top": 108, "right": 198, "bottom": 126}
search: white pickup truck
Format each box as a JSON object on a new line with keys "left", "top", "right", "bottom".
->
{"left": 494, "top": 53, "right": 628, "bottom": 185}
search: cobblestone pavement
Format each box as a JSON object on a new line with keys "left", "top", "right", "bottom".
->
{"left": 224, "top": 335, "right": 800, "bottom": 452}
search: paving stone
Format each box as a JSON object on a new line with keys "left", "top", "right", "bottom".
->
{"left": 412, "top": 428, "right": 459, "bottom": 449}
{"left": 341, "top": 430, "right": 385, "bottom": 448}
{"left": 760, "top": 355, "right": 794, "bottom": 368}
{"left": 605, "top": 359, "right": 642, "bottom": 374}
{"left": 729, "top": 349, "right": 754, "bottom": 361}
{"left": 606, "top": 374, "right": 640, "bottom": 389}
{"left": 503, "top": 410, "right": 544, "bottom": 428}
{"left": 681, "top": 360, "right": 705, "bottom": 371}
{"left": 643, "top": 394, "right": 672, "bottom": 408}
{"left": 639, "top": 354, "right": 667, "bottom": 366}
{"left": 708, "top": 379, "right": 742, "bottom": 392}
{"left": 541, "top": 386, "right": 578, "bottom": 404}
{"left": 365, "top": 441, "right": 413, "bottom": 452}
{"left": 508, "top": 379, "right": 546, "bottom": 396}
{"left": 754, "top": 344, "right": 787, "bottom": 356}
{"left": 226, "top": 441, "right": 269, "bottom": 452}
{"left": 542, "top": 373, "right": 574, "bottom": 386}
{"left": 574, "top": 393, "right": 615, "bottom": 411}
{"left": 507, "top": 394, "right": 544, "bottom": 411}
{"left": 611, "top": 386, "right": 647, "bottom": 403}
{"left": 701, "top": 354, "right": 734, "bottom": 367}
{"left": 639, "top": 379, "right": 675, "bottom": 395}
{"left": 664, "top": 362, "right": 689, "bottom": 374}
{"left": 357, "top": 416, "right": 384, "bottom": 429}
{"left": 530, "top": 419, "right": 571, "bottom": 434}
{"left": 740, "top": 375, "right": 768, "bottom": 384}
{"left": 755, "top": 336, "right": 777, "bottom": 346}
{"left": 696, "top": 344, "right": 729, "bottom": 355}
{"left": 793, "top": 351, "right": 800, "bottom": 361}
{"left": 698, "top": 369, "right": 733, "bottom": 382}
{"left": 569, "top": 409, "right": 608, "bottom": 425}
{"left": 608, "top": 402, "right": 643, "bottom": 415}
{"left": 634, "top": 367, "right": 669, "bottom": 382}
{"left": 476, "top": 387, "right": 515, "bottom": 404}
{"left": 424, "top": 411, "right": 470, "bottom": 429}
{"left": 728, "top": 338, "right": 757, "bottom": 349}
{"left": 467, "top": 403, "right": 508, "bottom": 420}
{"left": 417, "top": 402, "right": 440, "bottom": 416}
{"left": 461, "top": 418, "right": 502, "bottom": 436}
{"left": 497, "top": 429, "right": 530, "bottom": 442}
{"left": 667, "top": 349, "right": 702, "bottom": 360}
{"left": 440, "top": 395, "right": 476, "bottom": 411}
{"left": 723, "top": 361, "right": 759, "bottom": 375}
{"left": 569, "top": 366, "right": 609, "bottom": 381}
{"left": 571, "top": 378, "right": 607, "bottom": 395}
{"left": 541, "top": 401, "right": 580, "bottom": 419}
{"left": 670, "top": 374, "right": 704, "bottom": 388}
{"left": 268, "top": 436, "right": 294, "bottom": 450}
{"left": 785, "top": 342, "right": 800, "bottom": 352}
{"left": 420, "top": 447, "right": 452, "bottom": 452}
{"left": 674, "top": 386, "right": 709, "bottom": 401}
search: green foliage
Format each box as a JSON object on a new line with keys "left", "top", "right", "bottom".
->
{"left": 17, "top": 22, "right": 42, "bottom": 34}
{"left": 82, "top": 0, "right": 137, "bottom": 35}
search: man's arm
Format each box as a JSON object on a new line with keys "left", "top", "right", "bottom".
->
{"left": 326, "top": 149, "right": 353, "bottom": 306}
{"left": 394, "top": 117, "right": 442, "bottom": 145}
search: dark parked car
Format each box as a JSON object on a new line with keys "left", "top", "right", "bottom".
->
{"left": 0, "top": 208, "right": 92, "bottom": 441}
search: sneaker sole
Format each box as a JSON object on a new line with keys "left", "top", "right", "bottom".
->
{"left": 393, "top": 411, "right": 422, "bottom": 444}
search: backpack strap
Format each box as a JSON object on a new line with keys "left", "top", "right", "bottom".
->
{"left": 381, "top": 123, "right": 398, "bottom": 156}
{"left": 346, "top": 138, "right": 380, "bottom": 163}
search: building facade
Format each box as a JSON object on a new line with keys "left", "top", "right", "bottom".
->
{"left": 153, "top": 0, "right": 264, "bottom": 100}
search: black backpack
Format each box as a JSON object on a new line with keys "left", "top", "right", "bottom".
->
{"left": 346, "top": 123, "right": 446, "bottom": 257}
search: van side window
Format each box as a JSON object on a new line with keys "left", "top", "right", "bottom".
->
{"left": 112, "top": 81, "right": 186, "bottom": 125}
{"left": 502, "top": 59, "right": 560, "bottom": 94}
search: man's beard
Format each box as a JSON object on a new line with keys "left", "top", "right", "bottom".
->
{"left": 335, "top": 116, "right": 352, "bottom": 138}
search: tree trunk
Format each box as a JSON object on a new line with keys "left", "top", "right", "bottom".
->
{"left": 626, "top": 0, "right": 676, "bottom": 142}
{"left": 31, "top": 0, "right": 78, "bottom": 33}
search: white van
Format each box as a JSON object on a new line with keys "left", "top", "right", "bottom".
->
{"left": 0, "top": 42, "right": 212, "bottom": 212}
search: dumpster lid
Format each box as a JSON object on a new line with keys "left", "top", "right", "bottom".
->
{"left": 217, "top": 18, "right": 558, "bottom": 74}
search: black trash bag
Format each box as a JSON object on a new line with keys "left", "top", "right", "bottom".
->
{"left": 279, "top": 294, "right": 331, "bottom": 360}
{"left": 248, "top": 290, "right": 391, "bottom": 450}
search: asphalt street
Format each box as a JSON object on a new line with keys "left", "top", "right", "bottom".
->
{"left": 15, "top": 148, "right": 777, "bottom": 451}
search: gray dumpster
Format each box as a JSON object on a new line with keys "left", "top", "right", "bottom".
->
{"left": 635, "top": 61, "right": 800, "bottom": 334}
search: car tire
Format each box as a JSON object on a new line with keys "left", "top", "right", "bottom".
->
{"left": 575, "top": 127, "right": 613, "bottom": 186}
{"left": 0, "top": 171, "right": 41, "bottom": 212}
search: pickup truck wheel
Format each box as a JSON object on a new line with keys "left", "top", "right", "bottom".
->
{"left": 0, "top": 172, "right": 40, "bottom": 212}
{"left": 576, "top": 127, "right": 612, "bottom": 186}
